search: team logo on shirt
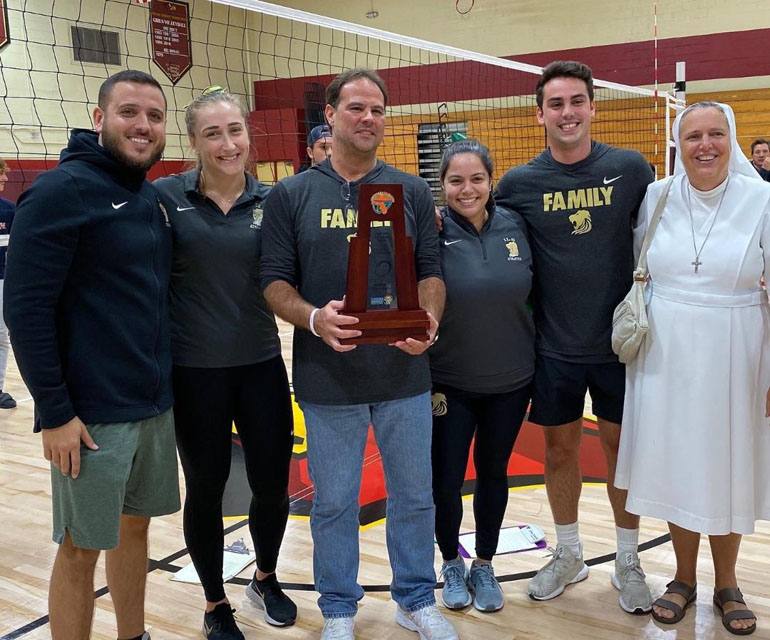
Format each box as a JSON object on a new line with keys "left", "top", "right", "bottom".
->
{"left": 504, "top": 237, "right": 520, "bottom": 260}
{"left": 157, "top": 200, "right": 171, "bottom": 227}
{"left": 346, "top": 233, "right": 372, "bottom": 254}
{"left": 431, "top": 392, "right": 448, "bottom": 417}
{"left": 370, "top": 191, "right": 395, "bottom": 216}
{"left": 569, "top": 209, "right": 592, "bottom": 235}
{"left": 250, "top": 206, "right": 263, "bottom": 229}
{"left": 542, "top": 186, "right": 613, "bottom": 236}
{"left": 542, "top": 186, "right": 613, "bottom": 211}
{"left": 0, "top": 222, "right": 6, "bottom": 231}
{"left": 321, "top": 208, "right": 390, "bottom": 230}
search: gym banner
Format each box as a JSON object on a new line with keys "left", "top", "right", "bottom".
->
{"left": 150, "top": 0, "right": 192, "bottom": 85}
{"left": 0, "top": 0, "right": 10, "bottom": 51}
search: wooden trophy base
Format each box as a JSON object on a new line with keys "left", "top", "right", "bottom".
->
{"left": 339, "top": 309, "right": 430, "bottom": 345}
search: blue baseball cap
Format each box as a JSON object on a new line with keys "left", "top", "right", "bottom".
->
{"left": 307, "top": 124, "right": 332, "bottom": 148}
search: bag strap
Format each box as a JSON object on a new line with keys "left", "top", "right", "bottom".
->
{"left": 636, "top": 177, "right": 674, "bottom": 275}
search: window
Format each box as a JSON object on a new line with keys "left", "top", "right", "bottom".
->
{"left": 71, "top": 26, "right": 121, "bottom": 65}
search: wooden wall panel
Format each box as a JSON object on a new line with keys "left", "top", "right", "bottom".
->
{"left": 378, "top": 97, "right": 668, "bottom": 186}
{"left": 688, "top": 88, "right": 770, "bottom": 155}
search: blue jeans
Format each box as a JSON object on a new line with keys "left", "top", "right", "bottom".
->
{"left": 300, "top": 392, "right": 437, "bottom": 618}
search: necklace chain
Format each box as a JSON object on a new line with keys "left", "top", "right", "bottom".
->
{"left": 686, "top": 178, "right": 729, "bottom": 273}
{"left": 199, "top": 169, "right": 244, "bottom": 203}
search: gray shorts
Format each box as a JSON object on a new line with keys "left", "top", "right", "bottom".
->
{"left": 50, "top": 408, "right": 180, "bottom": 550}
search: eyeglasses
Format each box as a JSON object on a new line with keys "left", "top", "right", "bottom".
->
{"left": 340, "top": 181, "right": 357, "bottom": 217}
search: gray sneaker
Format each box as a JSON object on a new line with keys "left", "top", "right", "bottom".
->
{"left": 612, "top": 551, "right": 653, "bottom": 614}
{"left": 440, "top": 557, "right": 471, "bottom": 609}
{"left": 320, "top": 616, "right": 355, "bottom": 640}
{"left": 527, "top": 544, "right": 589, "bottom": 600}
{"left": 468, "top": 561, "right": 504, "bottom": 612}
{"left": 395, "top": 605, "right": 458, "bottom": 640}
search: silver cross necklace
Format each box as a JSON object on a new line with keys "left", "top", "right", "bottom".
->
{"left": 686, "top": 177, "right": 729, "bottom": 273}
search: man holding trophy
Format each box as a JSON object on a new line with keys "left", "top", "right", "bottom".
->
{"left": 260, "top": 68, "right": 455, "bottom": 640}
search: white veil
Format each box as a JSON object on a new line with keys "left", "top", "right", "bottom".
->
{"left": 671, "top": 101, "right": 760, "bottom": 181}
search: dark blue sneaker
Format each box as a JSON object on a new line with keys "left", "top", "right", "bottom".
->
{"left": 246, "top": 574, "right": 297, "bottom": 627}
{"left": 202, "top": 603, "right": 244, "bottom": 640}
{"left": 0, "top": 392, "right": 16, "bottom": 409}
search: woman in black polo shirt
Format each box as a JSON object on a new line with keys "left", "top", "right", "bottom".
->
{"left": 154, "top": 89, "right": 295, "bottom": 639}
{"left": 430, "top": 138, "right": 534, "bottom": 614}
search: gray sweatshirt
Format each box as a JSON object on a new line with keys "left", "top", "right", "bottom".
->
{"left": 260, "top": 159, "right": 442, "bottom": 405}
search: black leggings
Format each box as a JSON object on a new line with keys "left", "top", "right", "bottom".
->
{"left": 173, "top": 356, "right": 293, "bottom": 603}
{"left": 431, "top": 382, "right": 530, "bottom": 561}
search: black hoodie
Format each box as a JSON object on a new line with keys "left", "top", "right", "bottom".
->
{"left": 4, "top": 129, "right": 173, "bottom": 430}
{"left": 260, "top": 158, "right": 442, "bottom": 405}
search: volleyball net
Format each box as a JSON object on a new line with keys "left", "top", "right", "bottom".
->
{"left": 0, "top": 0, "right": 677, "bottom": 204}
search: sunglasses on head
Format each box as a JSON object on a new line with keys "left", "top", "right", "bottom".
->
{"left": 201, "top": 85, "right": 225, "bottom": 96}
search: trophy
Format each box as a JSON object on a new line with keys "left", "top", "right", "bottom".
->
{"left": 339, "top": 183, "right": 430, "bottom": 345}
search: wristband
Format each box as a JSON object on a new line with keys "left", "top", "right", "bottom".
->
{"left": 309, "top": 308, "right": 321, "bottom": 337}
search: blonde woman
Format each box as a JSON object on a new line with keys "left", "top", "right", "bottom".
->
{"left": 155, "top": 88, "right": 296, "bottom": 639}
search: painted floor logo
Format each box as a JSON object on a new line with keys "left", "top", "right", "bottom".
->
{"left": 222, "top": 397, "right": 609, "bottom": 527}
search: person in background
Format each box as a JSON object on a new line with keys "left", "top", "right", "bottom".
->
{"left": 749, "top": 138, "right": 770, "bottom": 181}
{"left": 0, "top": 156, "right": 15, "bottom": 409}
{"left": 297, "top": 124, "right": 333, "bottom": 174}
{"left": 307, "top": 124, "right": 333, "bottom": 166}
{"left": 429, "top": 138, "right": 534, "bottom": 614}
{"left": 154, "top": 87, "right": 296, "bottom": 640}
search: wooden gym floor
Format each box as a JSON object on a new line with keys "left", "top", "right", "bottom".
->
{"left": 2, "top": 322, "right": 769, "bottom": 640}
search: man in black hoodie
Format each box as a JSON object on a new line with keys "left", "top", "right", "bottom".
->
{"left": 4, "top": 70, "right": 178, "bottom": 640}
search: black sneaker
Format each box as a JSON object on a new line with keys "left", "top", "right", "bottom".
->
{"left": 0, "top": 392, "right": 16, "bottom": 409}
{"left": 245, "top": 574, "right": 297, "bottom": 627}
{"left": 202, "top": 603, "right": 245, "bottom": 640}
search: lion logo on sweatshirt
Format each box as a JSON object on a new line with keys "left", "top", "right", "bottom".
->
{"left": 250, "top": 207, "right": 264, "bottom": 229}
{"left": 431, "top": 393, "right": 448, "bottom": 417}
{"left": 569, "top": 209, "right": 592, "bottom": 235}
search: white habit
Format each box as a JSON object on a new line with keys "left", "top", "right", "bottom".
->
{"left": 615, "top": 163, "right": 770, "bottom": 535}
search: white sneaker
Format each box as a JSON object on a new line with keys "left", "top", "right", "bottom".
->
{"left": 612, "top": 551, "right": 653, "bottom": 614}
{"left": 395, "top": 604, "right": 458, "bottom": 640}
{"left": 321, "top": 616, "right": 355, "bottom": 640}
{"left": 527, "top": 544, "right": 589, "bottom": 600}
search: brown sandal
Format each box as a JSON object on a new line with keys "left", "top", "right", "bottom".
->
{"left": 713, "top": 587, "right": 757, "bottom": 636}
{"left": 651, "top": 579, "right": 697, "bottom": 624}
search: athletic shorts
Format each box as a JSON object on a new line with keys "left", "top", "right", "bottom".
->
{"left": 50, "top": 408, "right": 180, "bottom": 550}
{"left": 528, "top": 354, "right": 625, "bottom": 426}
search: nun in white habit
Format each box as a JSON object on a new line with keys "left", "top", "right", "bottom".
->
{"left": 615, "top": 101, "right": 770, "bottom": 635}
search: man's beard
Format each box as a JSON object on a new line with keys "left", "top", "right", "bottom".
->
{"left": 101, "top": 127, "right": 164, "bottom": 172}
